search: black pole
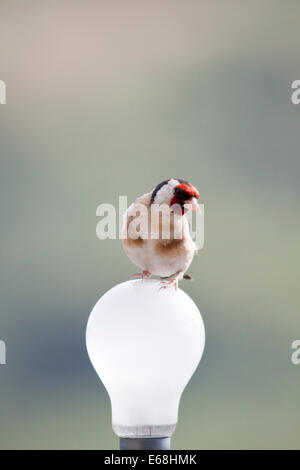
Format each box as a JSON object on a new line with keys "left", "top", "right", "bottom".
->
{"left": 120, "top": 437, "right": 171, "bottom": 450}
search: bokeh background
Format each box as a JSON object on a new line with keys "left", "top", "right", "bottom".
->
{"left": 0, "top": 0, "right": 300, "bottom": 449}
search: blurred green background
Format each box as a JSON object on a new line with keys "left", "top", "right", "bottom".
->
{"left": 0, "top": 0, "right": 300, "bottom": 449}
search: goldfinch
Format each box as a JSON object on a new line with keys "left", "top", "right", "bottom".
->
{"left": 122, "top": 179, "right": 200, "bottom": 289}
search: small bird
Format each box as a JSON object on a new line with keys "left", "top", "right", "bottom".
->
{"left": 122, "top": 178, "right": 200, "bottom": 289}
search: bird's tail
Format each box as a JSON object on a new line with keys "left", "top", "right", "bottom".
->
{"left": 183, "top": 273, "right": 193, "bottom": 281}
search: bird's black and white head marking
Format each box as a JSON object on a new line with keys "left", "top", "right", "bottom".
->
{"left": 151, "top": 179, "right": 170, "bottom": 204}
{"left": 151, "top": 178, "right": 189, "bottom": 204}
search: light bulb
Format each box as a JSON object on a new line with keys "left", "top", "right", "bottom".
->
{"left": 86, "top": 279, "right": 205, "bottom": 450}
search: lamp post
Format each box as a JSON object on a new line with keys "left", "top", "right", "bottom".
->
{"left": 86, "top": 279, "right": 205, "bottom": 450}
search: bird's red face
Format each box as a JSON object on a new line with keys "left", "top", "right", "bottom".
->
{"left": 170, "top": 183, "right": 200, "bottom": 215}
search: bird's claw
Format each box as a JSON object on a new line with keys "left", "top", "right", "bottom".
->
{"left": 159, "top": 279, "right": 178, "bottom": 291}
{"left": 131, "top": 270, "right": 151, "bottom": 280}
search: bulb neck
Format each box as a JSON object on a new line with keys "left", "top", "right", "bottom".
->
{"left": 120, "top": 437, "right": 171, "bottom": 450}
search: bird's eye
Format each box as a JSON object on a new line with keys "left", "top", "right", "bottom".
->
{"left": 174, "top": 188, "right": 186, "bottom": 199}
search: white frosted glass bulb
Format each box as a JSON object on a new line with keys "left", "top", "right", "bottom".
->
{"left": 86, "top": 279, "right": 205, "bottom": 446}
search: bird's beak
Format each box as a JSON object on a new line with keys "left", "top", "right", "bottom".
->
{"left": 187, "top": 197, "right": 200, "bottom": 213}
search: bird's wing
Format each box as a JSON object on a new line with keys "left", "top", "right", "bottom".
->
{"left": 122, "top": 192, "right": 152, "bottom": 242}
